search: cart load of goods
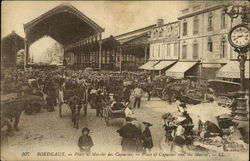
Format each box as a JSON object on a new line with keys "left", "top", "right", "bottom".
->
{"left": 194, "top": 136, "right": 247, "bottom": 152}
{"left": 1, "top": 93, "right": 45, "bottom": 115}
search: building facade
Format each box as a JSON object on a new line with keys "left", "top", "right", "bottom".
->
{"left": 115, "top": 24, "right": 156, "bottom": 71}
{"left": 1, "top": 31, "right": 25, "bottom": 68}
{"left": 175, "top": 1, "right": 249, "bottom": 79}
{"left": 173, "top": 1, "right": 232, "bottom": 79}
{"left": 143, "top": 19, "right": 179, "bottom": 75}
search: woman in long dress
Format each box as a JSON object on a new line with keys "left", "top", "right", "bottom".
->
{"left": 117, "top": 117, "right": 141, "bottom": 152}
{"left": 142, "top": 122, "right": 153, "bottom": 153}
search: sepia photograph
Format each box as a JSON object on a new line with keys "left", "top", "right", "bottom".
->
{"left": 1, "top": 0, "right": 249, "bottom": 161}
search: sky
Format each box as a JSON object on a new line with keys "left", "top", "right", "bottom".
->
{"left": 1, "top": 1, "right": 188, "bottom": 62}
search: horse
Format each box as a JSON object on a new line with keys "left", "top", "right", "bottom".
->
{"left": 63, "top": 88, "right": 86, "bottom": 129}
{"left": 68, "top": 95, "right": 82, "bottom": 129}
{"left": 1, "top": 117, "right": 14, "bottom": 136}
{"left": 1, "top": 97, "right": 29, "bottom": 132}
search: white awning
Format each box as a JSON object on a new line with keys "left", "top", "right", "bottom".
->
{"left": 216, "top": 61, "right": 249, "bottom": 78}
{"left": 165, "top": 61, "right": 198, "bottom": 78}
{"left": 152, "top": 61, "right": 176, "bottom": 70}
{"left": 139, "top": 60, "right": 160, "bottom": 70}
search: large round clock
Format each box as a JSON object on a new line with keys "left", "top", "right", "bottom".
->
{"left": 228, "top": 24, "right": 250, "bottom": 48}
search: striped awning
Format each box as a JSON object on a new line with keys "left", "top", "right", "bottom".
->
{"left": 138, "top": 60, "right": 160, "bottom": 70}
{"left": 165, "top": 61, "right": 198, "bottom": 78}
{"left": 152, "top": 61, "right": 176, "bottom": 70}
{"left": 216, "top": 61, "right": 249, "bottom": 78}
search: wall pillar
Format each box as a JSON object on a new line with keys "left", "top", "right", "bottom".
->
{"left": 120, "top": 47, "right": 122, "bottom": 73}
{"left": 144, "top": 44, "right": 148, "bottom": 63}
{"left": 24, "top": 38, "right": 29, "bottom": 71}
{"left": 99, "top": 34, "right": 102, "bottom": 70}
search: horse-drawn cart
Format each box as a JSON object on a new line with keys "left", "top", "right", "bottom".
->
{"left": 208, "top": 79, "right": 241, "bottom": 108}
{"left": 102, "top": 107, "right": 125, "bottom": 126}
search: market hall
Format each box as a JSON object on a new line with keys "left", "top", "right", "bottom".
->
{"left": 23, "top": 3, "right": 104, "bottom": 69}
{"left": 1, "top": 1, "right": 249, "bottom": 160}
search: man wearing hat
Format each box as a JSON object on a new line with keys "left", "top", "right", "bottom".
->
{"left": 96, "top": 90, "right": 104, "bottom": 117}
{"left": 142, "top": 122, "right": 153, "bottom": 153}
{"left": 117, "top": 117, "right": 141, "bottom": 152}
{"left": 44, "top": 78, "right": 56, "bottom": 112}
{"left": 132, "top": 85, "right": 143, "bottom": 108}
{"left": 78, "top": 127, "right": 93, "bottom": 153}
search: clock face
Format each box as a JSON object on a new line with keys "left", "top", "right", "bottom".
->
{"left": 229, "top": 25, "right": 250, "bottom": 48}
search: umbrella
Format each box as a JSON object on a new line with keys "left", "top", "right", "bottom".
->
{"left": 187, "top": 102, "right": 231, "bottom": 126}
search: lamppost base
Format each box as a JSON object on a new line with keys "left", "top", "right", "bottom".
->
{"left": 233, "top": 91, "right": 249, "bottom": 138}
{"left": 234, "top": 91, "right": 248, "bottom": 120}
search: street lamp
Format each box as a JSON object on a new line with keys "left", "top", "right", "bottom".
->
{"left": 223, "top": 2, "right": 250, "bottom": 22}
{"left": 224, "top": 3, "right": 250, "bottom": 126}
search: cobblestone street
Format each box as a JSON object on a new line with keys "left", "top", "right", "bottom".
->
{"left": 3, "top": 97, "right": 171, "bottom": 157}
{"left": 2, "top": 96, "right": 248, "bottom": 161}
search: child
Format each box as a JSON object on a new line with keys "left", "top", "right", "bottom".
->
{"left": 142, "top": 122, "right": 153, "bottom": 153}
{"left": 78, "top": 128, "right": 93, "bottom": 153}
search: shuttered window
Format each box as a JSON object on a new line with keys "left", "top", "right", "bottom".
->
{"left": 182, "top": 45, "right": 187, "bottom": 59}
{"left": 193, "top": 43, "right": 198, "bottom": 59}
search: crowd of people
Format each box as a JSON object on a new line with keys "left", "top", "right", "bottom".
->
{"left": 1, "top": 67, "right": 153, "bottom": 151}
{"left": 1, "top": 67, "right": 148, "bottom": 112}
{"left": 1, "top": 67, "right": 248, "bottom": 154}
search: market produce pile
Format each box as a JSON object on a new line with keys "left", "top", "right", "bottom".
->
{"left": 160, "top": 101, "right": 249, "bottom": 153}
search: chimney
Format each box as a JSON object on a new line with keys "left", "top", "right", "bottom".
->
{"left": 156, "top": 19, "right": 164, "bottom": 27}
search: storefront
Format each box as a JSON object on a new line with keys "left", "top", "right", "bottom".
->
{"left": 216, "top": 61, "right": 249, "bottom": 79}
{"left": 139, "top": 60, "right": 160, "bottom": 70}
{"left": 152, "top": 60, "right": 177, "bottom": 75}
{"left": 165, "top": 61, "right": 199, "bottom": 78}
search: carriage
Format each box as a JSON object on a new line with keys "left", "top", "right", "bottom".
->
{"left": 102, "top": 108, "right": 125, "bottom": 126}
{"left": 159, "top": 78, "right": 187, "bottom": 102}
{"left": 102, "top": 99, "right": 126, "bottom": 126}
{"left": 171, "top": 76, "right": 209, "bottom": 104}
{"left": 208, "top": 79, "right": 241, "bottom": 108}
